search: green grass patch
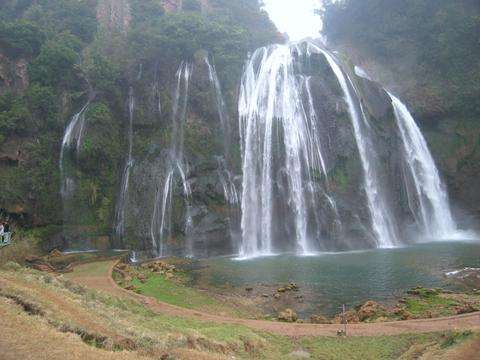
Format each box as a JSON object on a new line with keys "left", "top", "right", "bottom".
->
{"left": 300, "top": 333, "right": 442, "bottom": 360}
{"left": 440, "top": 330, "right": 473, "bottom": 349}
{"left": 132, "top": 274, "right": 247, "bottom": 317}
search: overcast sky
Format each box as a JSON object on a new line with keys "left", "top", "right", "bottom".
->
{"left": 262, "top": 0, "right": 323, "bottom": 41}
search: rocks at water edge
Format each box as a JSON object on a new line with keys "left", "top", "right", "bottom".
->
{"left": 278, "top": 308, "right": 298, "bottom": 322}
{"left": 357, "top": 300, "right": 388, "bottom": 322}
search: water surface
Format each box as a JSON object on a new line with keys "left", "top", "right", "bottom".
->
{"left": 196, "top": 241, "right": 480, "bottom": 316}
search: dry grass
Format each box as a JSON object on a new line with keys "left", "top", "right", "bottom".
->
{"left": 1, "top": 264, "right": 477, "bottom": 360}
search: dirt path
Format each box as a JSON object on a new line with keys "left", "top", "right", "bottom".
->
{"left": 68, "top": 260, "right": 480, "bottom": 338}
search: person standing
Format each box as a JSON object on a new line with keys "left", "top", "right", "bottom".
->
{"left": 0, "top": 222, "right": 4, "bottom": 244}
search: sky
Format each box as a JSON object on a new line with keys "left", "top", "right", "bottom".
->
{"left": 262, "top": 0, "right": 323, "bottom": 41}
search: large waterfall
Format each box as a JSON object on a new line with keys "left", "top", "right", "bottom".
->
{"left": 238, "top": 44, "right": 335, "bottom": 257}
{"left": 236, "top": 41, "right": 464, "bottom": 258}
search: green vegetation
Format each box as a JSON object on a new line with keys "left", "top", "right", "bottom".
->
{"left": 117, "top": 261, "right": 253, "bottom": 317}
{"left": 401, "top": 288, "right": 480, "bottom": 318}
{"left": 0, "top": 0, "right": 279, "bottom": 244}
{"left": 321, "top": 0, "right": 480, "bottom": 214}
{"left": 322, "top": 0, "right": 480, "bottom": 118}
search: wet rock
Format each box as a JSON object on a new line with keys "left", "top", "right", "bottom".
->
{"left": 287, "top": 283, "right": 299, "bottom": 291}
{"left": 278, "top": 308, "right": 298, "bottom": 322}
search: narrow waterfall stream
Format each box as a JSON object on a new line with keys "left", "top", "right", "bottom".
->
{"left": 60, "top": 102, "right": 90, "bottom": 199}
{"left": 114, "top": 87, "right": 135, "bottom": 240}
{"left": 150, "top": 62, "right": 192, "bottom": 257}
{"left": 313, "top": 45, "right": 400, "bottom": 248}
{"left": 389, "top": 94, "right": 461, "bottom": 239}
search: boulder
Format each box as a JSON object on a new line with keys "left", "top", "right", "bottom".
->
{"left": 49, "top": 249, "right": 63, "bottom": 258}
{"left": 392, "top": 307, "right": 413, "bottom": 320}
{"left": 31, "top": 263, "right": 55, "bottom": 272}
{"left": 278, "top": 309, "right": 298, "bottom": 323}
{"left": 357, "top": 300, "right": 387, "bottom": 321}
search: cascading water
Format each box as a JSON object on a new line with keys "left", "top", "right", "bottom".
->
{"left": 389, "top": 94, "right": 459, "bottom": 239}
{"left": 311, "top": 44, "right": 400, "bottom": 248}
{"left": 114, "top": 87, "right": 135, "bottom": 240}
{"left": 205, "top": 57, "right": 240, "bottom": 205}
{"left": 238, "top": 44, "right": 334, "bottom": 258}
{"left": 150, "top": 62, "right": 192, "bottom": 257}
{"left": 60, "top": 102, "right": 90, "bottom": 198}
{"left": 205, "top": 57, "right": 232, "bottom": 156}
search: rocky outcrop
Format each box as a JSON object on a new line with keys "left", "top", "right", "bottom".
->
{"left": 278, "top": 308, "right": 298, "bottom": 322}
{"left": 0, "top": 54, "right": 29, "bottom": 95}
{"left": 96, "top": 0, "right": 131, "bottom": 33}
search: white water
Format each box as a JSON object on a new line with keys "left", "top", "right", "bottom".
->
{"left": 238, "top": 44, "right": 333, "bottom": 258}
{"left": 389, "top": 94, "right": 464, "bottom": 239}
{"left": 205, "top": 57, "right": 231, "bottom": 152}
{"left": 60, "top": 102, "right": 90, "bottom": 198}
{"left": 114, "top": 87, "right": 135, "bottom": 239}
{"left": 311, "top": 44, "right": 399, "bottom": 248}
{"left": 150, "top": 62, "right": 192, "bottom": 257}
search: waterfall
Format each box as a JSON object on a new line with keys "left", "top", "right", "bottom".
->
{"left": 238, "top": 44, "right": 333, "bottom": 258}
{"left": 205, "top": 57, "right": 231, "bottom": 155}
{"left": 150, "top": 62, "right": 192, "bottom": 257}
{"left": 60, "top": 102, "right": 90, "bottom": 201}
{"left": 205, "top": 56, "right": 241, "bottom": 203}
{"left": 114, "top": 87, "right": 135, "bottom": 239}
{"left": 389, "top": 94, "right": 460, "bottom": 239}
{"left": 311, "top": 44, "right": 400, "bottom": 248}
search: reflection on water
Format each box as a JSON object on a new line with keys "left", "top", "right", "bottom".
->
{"left": 197, "top": 241, "right": 480, "bottom": 316}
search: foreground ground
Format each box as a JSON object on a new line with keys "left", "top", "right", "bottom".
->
{"left": 0, "top": 258, "right": 479, "bottom": 359}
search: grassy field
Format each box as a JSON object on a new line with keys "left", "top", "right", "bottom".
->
{"left": 115, "top": 262, "right": 258, "bottom": 318}
{"left": 1, "top": 261, "right": 478, "bottom": 359}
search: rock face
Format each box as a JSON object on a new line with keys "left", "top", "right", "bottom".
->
{"left": 96, "top": 0, "right": 131, "bottom": 33}
{"left": 0, "top": 54, "right": 29, "bottom": 95}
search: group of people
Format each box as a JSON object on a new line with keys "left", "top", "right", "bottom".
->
{"left": 0, "top": 221, "right": 12, "bottom": 245}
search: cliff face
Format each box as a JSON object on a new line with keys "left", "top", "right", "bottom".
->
{"left": 0, "top": 54, "right": 28, "bottom": 95}
{"left": 96, "top": 0, "right": 131, "bottom": 32}
{"left": 321, "top": 0, "right": 480, "bottom": 222}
